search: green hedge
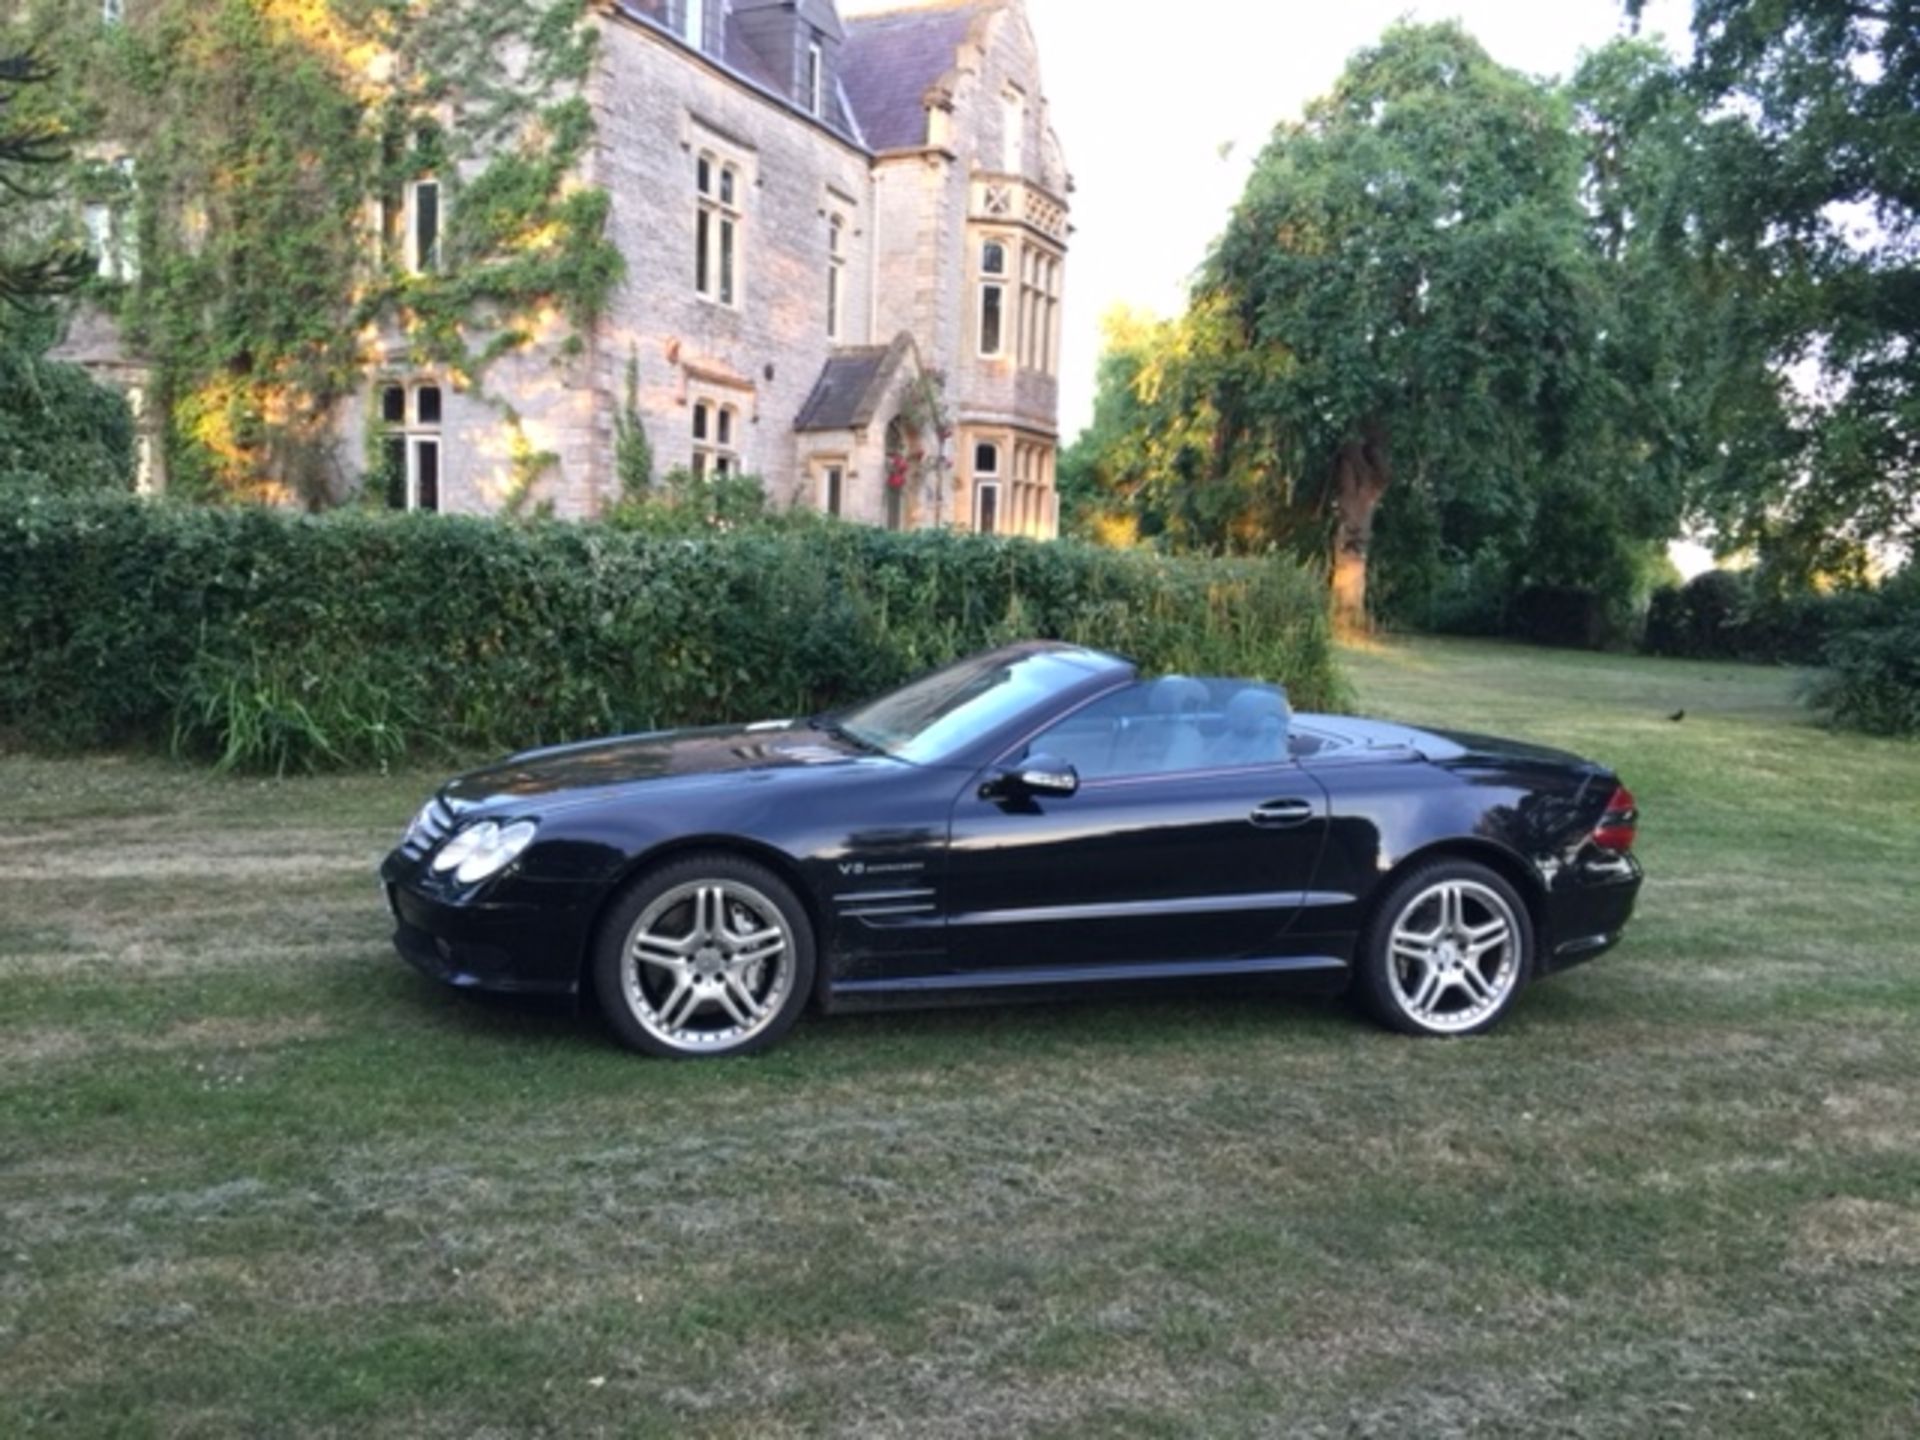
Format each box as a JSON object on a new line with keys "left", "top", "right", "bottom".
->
{"left": 0, "top": 493, "right": 1345, "bottom": 771}
{"left": 1642, "top": 570, "right": 1847, "bottom": 665}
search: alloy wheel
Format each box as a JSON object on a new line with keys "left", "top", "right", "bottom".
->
{"left": 621, "top": 879, "right": 796, "bottom": 1054}
{"left": 1385, "top": 878, "right": 1522, "bottom": 1034}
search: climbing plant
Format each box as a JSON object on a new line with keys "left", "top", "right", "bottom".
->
{"left": 894, "top": 367, "right": 955, "bottom": 525}
{"left": 613, "top": 348, "right": 653, "bottom": 501}
{"left": 8, "top": 0, "right": 622, "bottom": 505}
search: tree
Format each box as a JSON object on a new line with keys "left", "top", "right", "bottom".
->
{"left": 1197, "top": 23, "right": 1600, "bottom": 632}
{"left": 1630, "top": 0, "right": 1920, "bottom": 575}
{"left": 0, "top": 50, "right": 88, "bottom": 309}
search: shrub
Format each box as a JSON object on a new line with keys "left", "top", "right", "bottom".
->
{"left": 1508, "top": 584, "right": 1608, "bottom": 650}
{"left": 1644, "top": 569, "right": 1854, "bottom": 665}
{"left": 0, "top": 344, "right": 135, "bottom": 492}
{"left": 0, "top": 493, "right": 1346, "bottom": 772}
{"left": 1806, "top": 570, "right": 1920, "bottom": 739}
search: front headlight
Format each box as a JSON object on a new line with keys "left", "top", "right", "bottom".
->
{"left": 430, "top": 819, "right": 539, "bottom": 885}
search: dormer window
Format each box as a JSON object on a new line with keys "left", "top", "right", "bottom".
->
{"left": 806, "top": 41, "right": 824, "bottom": 117}
{"left": 1002, "top": 89, "right": 1025, "bottom": 175}
{"left": 684, "top": 0, "right": 705, "bottom": 49}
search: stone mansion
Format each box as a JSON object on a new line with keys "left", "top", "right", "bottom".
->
{"left": 63, "top": 0, "right": 1072, "bottom": 537}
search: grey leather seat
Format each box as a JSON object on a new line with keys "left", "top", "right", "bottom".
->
{"left": 1208, "top": 686, "right": 1290, "bottom": 767}
{"left": 1118, "top": 675, "right": 1209, "bottom": 775}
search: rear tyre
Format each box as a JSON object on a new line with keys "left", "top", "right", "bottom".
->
{"left": 592, "top": 853, "right": 815, "bottom": 1059}
{"left": 1356, "top": 859, "right": 1534, "bottom": 1038}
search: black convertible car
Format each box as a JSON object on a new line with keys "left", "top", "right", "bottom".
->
{"left": 382, "top": 642, "right": 1642, "bottom": 1058}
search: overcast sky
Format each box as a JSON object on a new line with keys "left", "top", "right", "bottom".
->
{"left": 850, "top": 0, "right": 1696, "bottom": 438}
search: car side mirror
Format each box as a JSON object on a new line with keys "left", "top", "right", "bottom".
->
{"left": 984, "top": 753, "right": 1080, "bottom": 801}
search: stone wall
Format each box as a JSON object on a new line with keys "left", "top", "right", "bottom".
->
{"left": 585, "top": 10, "right": 877, "bottom": 513}
{"left": 321, "top": 0, "right": 1069, "bottom": 530}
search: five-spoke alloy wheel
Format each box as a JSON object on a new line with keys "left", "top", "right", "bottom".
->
{"left": 1357, "top": 859, "right": 1534, "bottom": 1037}
{"left": 593, "top": 854, "right": 815, "bottom": 1059}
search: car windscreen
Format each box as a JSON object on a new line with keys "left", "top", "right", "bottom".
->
{"left": 834, "top": 651, "right": 1097, "bottom": 765}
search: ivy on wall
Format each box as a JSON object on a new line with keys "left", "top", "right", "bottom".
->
{"left": 11, "top": 0, "right": 623, "bottom": 505}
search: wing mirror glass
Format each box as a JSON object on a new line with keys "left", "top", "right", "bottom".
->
{"left": 987, "top": 752, "right": 1079, "bottom": 800}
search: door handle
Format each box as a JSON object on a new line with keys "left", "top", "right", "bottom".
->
{"left": 1249, "top": 798, "right": 1315, "bottom": 828}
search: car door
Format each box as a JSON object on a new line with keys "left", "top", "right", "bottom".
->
{"left": 942, "top": 678, "right": 1333, "bottom": 978}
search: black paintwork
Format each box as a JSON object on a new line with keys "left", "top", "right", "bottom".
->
{"left": 381, "top": 642, "right": 1642, "bottom": 1014}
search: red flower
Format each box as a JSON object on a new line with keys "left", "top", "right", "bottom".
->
{"left": 885, "top": 454, "right": 909, "bottom": 490}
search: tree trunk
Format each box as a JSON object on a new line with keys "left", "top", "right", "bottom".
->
{"left": 1329, "top": 429, "right": 1391, "bottom": 637}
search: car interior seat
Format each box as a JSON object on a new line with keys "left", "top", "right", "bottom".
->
{"left": 1122, "top": 675, "right": 1209, "bottom": 775}
{"left": 1209, "top": 686, "right": 1291, "bottom": 767}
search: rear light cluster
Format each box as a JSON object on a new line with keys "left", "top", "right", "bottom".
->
{"left": 1592, "top": 783, "right": 1639, "bottom": 853}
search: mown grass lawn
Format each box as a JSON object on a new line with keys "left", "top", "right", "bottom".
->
{"left": 3, "top": 638, "right": 1917, "bottom": 1437}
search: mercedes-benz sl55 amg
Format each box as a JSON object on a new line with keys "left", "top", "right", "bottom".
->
{"left": 381, "top": 643, "right": 1643, "bottom": 1058}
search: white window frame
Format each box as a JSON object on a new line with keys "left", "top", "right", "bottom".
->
{"left": 84, "top": 160, "right": 140, "bottom": 283}
{"left": 691, "top": 397, "right": 742, "bottom": 478}
{"left": 1002, "top": 88, "right": 1025, "bottom": 175}
{"left": 827, "top": 213, "right": 846, "bottom": 340}
{"left": 378, "top": 381, "right": 444, "bottom": 513}
{"left": 807, "top": 41, "right": 824, "bottom": 117}
{"left": 978, "top": 237, "right": 1009, "bottom": 360}
{"left": 684, "top": 0, "right": 705, "bottom": 49}
{"left": 83, "top": 202, "right": 115, "bottom": 279}
{"left": 695, "top": 151, "right": 742, "bottom": 307}
{"left": 972, "top": 441, "right": 1002, "bottom": 534}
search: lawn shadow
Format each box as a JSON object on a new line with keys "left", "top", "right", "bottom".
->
{"left": 365, "top": 951, "right": 1372, "bottom": 1068}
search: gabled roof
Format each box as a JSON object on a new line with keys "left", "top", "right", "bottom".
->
{"left": 793, "top": 332, "right": 920, "bottom": 432}
{"left": 841, "top": 0, "right": 997, "bottom": 152}
{"left": 607, "top": 0, "right": 864, "bottom": 146}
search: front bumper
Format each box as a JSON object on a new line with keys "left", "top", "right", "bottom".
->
{"left": 381, "top": 853, "right": 597, "bottom": 998}
{"left": 1540, "top": 851, "right": 1643, "bottom": 975}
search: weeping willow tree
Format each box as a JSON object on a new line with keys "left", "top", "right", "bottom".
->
{"left": 1197, "top": 22, "right": 1600, "bottom": 633}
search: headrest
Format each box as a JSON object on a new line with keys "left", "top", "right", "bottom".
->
{"left": 1148, "top": 676, "right": 1209, "bottom": 715}
{"left": 1225, "top": 686, "right": 1290, "bottom": 736}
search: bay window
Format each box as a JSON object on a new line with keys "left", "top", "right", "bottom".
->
{"left": 978, "top": 239, "right": 1007, "bottom": 359}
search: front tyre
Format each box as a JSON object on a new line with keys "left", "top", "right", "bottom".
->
{"left": 1357, "top": 859, "right": 1533, "bottom": 1037}
{"left": 592, "top": 854, "right": 815, "bottom": 1059}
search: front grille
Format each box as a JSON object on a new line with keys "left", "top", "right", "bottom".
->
{"left": 400, "top": 796, "right": 457, "bottom": 861}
